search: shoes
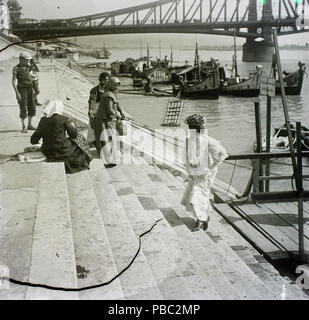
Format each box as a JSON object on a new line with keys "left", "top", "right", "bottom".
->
{"left": 192, "top": 217, "right": 210, "bottom": 232}
{"left": 36, "top": 102, "right": 43, "bottom": 106}
{"left": 27, "top": 125, "right": 37, "bottom": 130}
{"left": 202, "top": 216, "right": 210, "bottom": 231}
{"left": 104, "top": 163, "right": 117, "bottom": 168}
{"left": 21, "top": 128, "right": 28, "bottom": 133}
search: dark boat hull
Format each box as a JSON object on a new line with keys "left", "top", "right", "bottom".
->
{"left": 173, "top": 86, "right": 219, "bottom": 99}
{"left": 219, "top": 63, "right": 305, "bottom": 97}
{"left": 275, "top": 86, "right": 302, "bottom": 95}
{"left": 275, "top": 64, "right": 305, "bottom": 96}
{"left": 219, "top": 70, "right": 260, "bottom": 97}
{"left": 220, "top": 88, "right": 259, "bottom": 97}
{"left": 172, "top": 59, "right": 221, "bottom": 99}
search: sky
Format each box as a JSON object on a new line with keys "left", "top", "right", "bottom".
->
{"left": 16, "top": 0, "right": 309, "bottom": 46}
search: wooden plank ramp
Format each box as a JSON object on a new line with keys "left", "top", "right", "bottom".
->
{"left": 212, "top": 203, "right": 291, "bottom": 261}
{"left": 213, "top": 200, "right": 309, "bottom": 262}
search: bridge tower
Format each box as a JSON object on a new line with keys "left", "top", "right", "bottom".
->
{"left": 243, "top": 0, "right": 273, "bottom": 62}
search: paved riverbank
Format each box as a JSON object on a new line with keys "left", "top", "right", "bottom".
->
{"left": 0, "top": 56, "right": 308, "bottom": 300}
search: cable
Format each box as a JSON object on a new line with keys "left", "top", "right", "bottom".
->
{"left": 291, "top": 173, "right": 295, "bottom": 191}
{"left": 223, "top": 160, "right": 252, "bottom": 171}
{"left": 223, "top": 159, "right": 282, "bottom": 176}
{"left": 4, "top": 218, "right": 163, "bottom": 292}
{"left": 272, "top": 160, "right": 309, "bottom": 168}
{"left": 227, "top": 160, "right": 237, "bottom": 195}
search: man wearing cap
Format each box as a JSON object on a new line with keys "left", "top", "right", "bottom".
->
{"left": 12, "top": 52, "right": 37, "bottom": 133}
{"left": 87, "top": 71, "right": 110, "bottom": 153}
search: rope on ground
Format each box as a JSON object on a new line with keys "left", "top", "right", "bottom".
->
{"left": 4, "top": 218, "right": 163, "bottom": 292}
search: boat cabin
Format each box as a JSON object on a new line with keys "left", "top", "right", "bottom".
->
{"left": 144, "top": 67, "right": 170, "bottom": 84}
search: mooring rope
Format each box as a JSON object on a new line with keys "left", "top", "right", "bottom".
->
{"left": 227, "top": 160, "right": 237, "bottom": 195}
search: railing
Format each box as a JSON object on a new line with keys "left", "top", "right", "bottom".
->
{"left": 226, "top": 127, "right": 309, "bottom": 263}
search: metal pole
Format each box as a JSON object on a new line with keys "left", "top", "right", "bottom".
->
{"left": 209, "top": 0, "right": 212, "bottom": 22}
{"left": 296, "top": 122, "right": 304, "bottom": 262}
{"left": 254, "top": 102, "right": 264, "bottom": 192}
{"left": 272, "top": 28, "right": 299, "bottom": 188}
{"left": 265, "top": 95, "right": 271, "bottom": 192}
{"left": 175, "top": 0, "right": 178, "bottom": 22}
{"left": 240, "top": 171, "right": 253, "bottom": 198}
{"left": 296, "top": 122, "right": 303, "bottom": 193}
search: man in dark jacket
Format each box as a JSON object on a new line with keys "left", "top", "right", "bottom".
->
{"left": 87, "top": 71, "right": 110, "bottom": 153}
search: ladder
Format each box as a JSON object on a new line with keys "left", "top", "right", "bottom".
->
{"left": 161, "top": 99, "right": 184, "bottom": 127}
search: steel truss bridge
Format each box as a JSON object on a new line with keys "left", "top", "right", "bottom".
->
{"left": 11, "top": 0, "right": 309, "bottom": 40}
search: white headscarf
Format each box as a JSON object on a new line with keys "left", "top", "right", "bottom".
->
{"left": 44, "top": 100, "right": 64, "bottom": 118}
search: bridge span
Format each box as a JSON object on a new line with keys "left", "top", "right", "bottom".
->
{"left": 8, "top": 0, "right": 309, "bottom": 61}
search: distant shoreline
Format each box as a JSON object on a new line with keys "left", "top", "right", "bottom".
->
{"left": 105, "top": 46, "right": 309, "bottom": 51}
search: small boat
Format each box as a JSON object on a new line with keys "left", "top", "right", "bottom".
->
{"left": 219, "top": 35, "right": 261, "bottom": 97}
{"left": 96, "top": 42, "right": 111, "bottom": 59}
{"left": 275, "top": 61, "right": 306, "bottom": 95}
{"left": 219, "top": 66, "right": 262, "bottom": 97}
{"left": 171, "top": 44, "right": 220, "bottom": 99}
{"left": 219, "top": 62, "right": 306, "bottom": 97}
{"left": 219, "top": 34, "right": 306, "bottom": 97}
{"left": 119, "top": 88, "right": 172, "bottom": 97}
{"left": 255, "top": 124, "right": 309, "bottom": 153}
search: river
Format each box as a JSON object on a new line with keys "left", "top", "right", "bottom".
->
{"left": 79, "top": 47, "right": 309, "bottom": 193}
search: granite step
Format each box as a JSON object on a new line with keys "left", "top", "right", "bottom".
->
{"left": 106, "top": 162, "right": 194, "bottom": 300}
{"left": 142, "top": 162, "right": 307, "bottom": 299}
{"left": 147, "top": 163, "right": 308, "bottom": 299}
{"left": 124, "top": 161, "right": 255, "bottom": 299}
{"left": 113, "top": 162, "right": 198, "bottom": 299}
{"left": 66, "top": 167, "right": 124, "bottom": 300}
{"left": 88, "top": 159, "right": 163, "bottom": 300}
{"left": 161, "top": 168, "right": 185, "bottom": 190}
{"left": 111, "top": 179, "right": 220, "bottom": 299}
{"left": 133, "top": 162, "right": 253, "bottom": 299}
{"left": 25, "top": 162, "right": 78, "bottom": 300}
{"left": 152, "top": 164, "right": 184, "bottom": 191}
{"left": 0, "top": 162, "right": 41, "bottom": 299}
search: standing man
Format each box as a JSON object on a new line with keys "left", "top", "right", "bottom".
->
{"left": 30, "top": 57, "right": 42, "bottom": 106}
{"left": 87, "top": 71, "right": 110, "bottom": 154}
{"left": 12, "top": 52, "right": 37, "bottom": 133}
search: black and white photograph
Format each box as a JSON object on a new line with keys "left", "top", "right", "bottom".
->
{"left": 0, "top": 0, "right": 309, "bottom": 306}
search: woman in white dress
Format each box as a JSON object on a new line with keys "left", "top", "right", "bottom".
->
{"left": 181, "top": 114, "right": 228, "bottom": 231}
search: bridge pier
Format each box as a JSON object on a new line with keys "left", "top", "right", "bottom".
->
{"left": 243, "top": 0, "right": 273, "bottom": 62}
{"left": 242, "top": 39, "right": 273, "bottom": 62}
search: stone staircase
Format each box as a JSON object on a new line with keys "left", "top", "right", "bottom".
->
{"left": 1, "top": 158, "right": 308, "bottom": 300}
